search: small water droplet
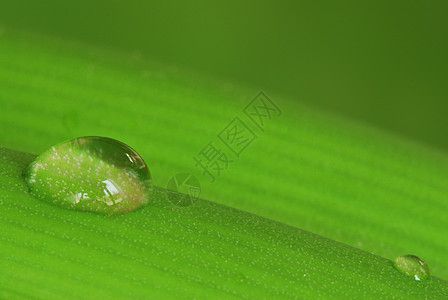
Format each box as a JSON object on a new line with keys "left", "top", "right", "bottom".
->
{"left": 393, "top": 255, "right": 430, "bottom": 281}
{"left": 24, "top": 137, "right": 152, "bottom": 215}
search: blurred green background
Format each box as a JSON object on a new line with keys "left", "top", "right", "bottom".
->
{"left": 1, "top": 0, "right": 447, "bottom": 150}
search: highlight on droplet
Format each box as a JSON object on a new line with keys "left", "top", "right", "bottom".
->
{"left": 24, "top": 136, "right": 152, "bottom": 215}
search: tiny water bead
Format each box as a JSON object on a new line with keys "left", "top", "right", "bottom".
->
{"left": 393, "top": 255, "right": 430, "bottom": 281}
{"left": 24, "top": 137, "right": 152, "bottom": 215}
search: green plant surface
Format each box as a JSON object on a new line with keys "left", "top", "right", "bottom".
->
{"left": 1, "top": 28, "right": 448, "bottom": 297}
{"left": 1, "top": 147, "right": 448, "bottom": 299}
{"left": 1, "top": 1, "right": 448, "bottom": 151}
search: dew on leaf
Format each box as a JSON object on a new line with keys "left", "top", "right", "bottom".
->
{"left": 393, "top": 255, "right": 430, "bottom": 281}
{"left": 24, "top": 136, "right": 152, "bottom": 215}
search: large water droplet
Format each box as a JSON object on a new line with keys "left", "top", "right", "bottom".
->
{"left": 393, "top": 255, "right": 430, "bottom": 281}
{"left": 24, "top": 137, "right": 152, "bottom": 215}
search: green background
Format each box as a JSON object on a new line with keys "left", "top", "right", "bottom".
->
{"left": 1, "top": 0, "right": 447, "bottom": 151}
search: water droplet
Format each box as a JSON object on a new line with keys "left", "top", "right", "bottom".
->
{"left": 393, "top": 255, "right": 430, "bottom": 281}
{"left": 24, "top": 137, "right": 152, "bottom": 215}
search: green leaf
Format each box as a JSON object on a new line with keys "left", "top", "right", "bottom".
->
{"left": 1, "top": 28, "right": 448, "bottom": 298}
{"left": 1, "top": 146, "right": 448, "bottom": 298}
